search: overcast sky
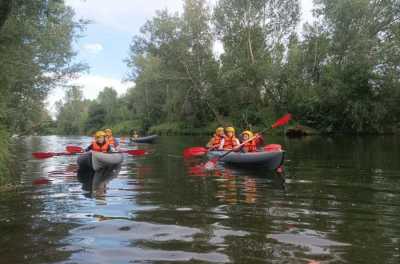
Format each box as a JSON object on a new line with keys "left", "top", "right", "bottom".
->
{"left": 47, "top": 0, "right": 314, "bottom": 113}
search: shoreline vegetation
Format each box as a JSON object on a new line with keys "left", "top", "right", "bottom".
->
{"left": 1, "top": 0, "right": 400, "bottom": 184}
{"left": 54, "top": 0, "right": 400, "bottom": 138}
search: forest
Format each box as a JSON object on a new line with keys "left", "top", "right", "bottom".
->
{"left": 55, "top": 0, "right": 400, "bottom": 136}
{"left": 1, "top": 0, "right": 400, "bottom": 179}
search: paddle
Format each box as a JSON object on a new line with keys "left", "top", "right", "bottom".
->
{"left": 183, "top": 147, "right": 209, "bottom": 158}
{"left": 204, "top": 113, "right": 292, "bottom": 170}
{"left": 32, "top": 152, "right": 75, "bottom": 159}
{"left": 66, "top": 146, "right": 84, "bottom": 154}
{"left": 66, "top": 146, "right": 148, "bottom": 156}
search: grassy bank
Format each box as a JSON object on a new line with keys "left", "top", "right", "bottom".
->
{"left": 0, "top": 129, "right": 11, "bottom": 186}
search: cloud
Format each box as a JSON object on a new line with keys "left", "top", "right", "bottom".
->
{"left": 47, "top": 74, "right": 134, "bottom": 115}
{"left": 70, "top": 74, "right": 134, "bottom": 99}
{"left": 66, "top": 0, "right": 184, "bottom": 33}
{"left": 301, "top": 0, "right": 315, "bottom": 25}
{"left": 83, "top": 43, "right": 103, "bottom": 54}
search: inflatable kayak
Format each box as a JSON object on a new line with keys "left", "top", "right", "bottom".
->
{"left": 77, "top": 152, "right": 123, "bottom": 192}
{"left": 131, "top": 135, "right": 158, "bottom": 144}
{"left": 207, "top": 150, "right": 284, "bottom": 169}
{"left": 77, "top": 151, "right": 124, "bottom": 172}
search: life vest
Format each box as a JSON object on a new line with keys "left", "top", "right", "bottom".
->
{"left": 210, "top": 134, "right": 225, "bottom": 149}
{"left": 223, "top": 136, "right": 239, "bottom": 150}
{"left": 91, "top": 141, "right": 110, "bottom": 152}
{"left": 107, "top": 136, "right": 117, "bottom": 147}
{"left": 243, "top": 140, "right": 257, "bottom": 152}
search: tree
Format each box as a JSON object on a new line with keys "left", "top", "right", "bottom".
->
{"left": 213, "top": 0, "right": 300, "bottom": 127}
{"left": 56, "top": 86, "right": 87, "bottom": 135}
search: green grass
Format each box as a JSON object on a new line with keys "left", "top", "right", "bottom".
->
{"left": 0, "top": 129, "right": 11, "bottom": 186}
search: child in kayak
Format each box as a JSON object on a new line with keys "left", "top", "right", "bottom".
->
{"left": 223, "top": 127, "right": 240, "bottom": 151}
{"left": 132, "top": 130, "right": 139, "bottom": 139}
{"left": 105, "top": 128, "right": 118, "bottom": 148}
{"left": 241, "top": 130, "right": 258, "bottom": 153}
{"left": 207, "top": 127, "right": 225, "bottom": 150}
{"left": 86, "top": 131, "right": 113, "bottom": 153}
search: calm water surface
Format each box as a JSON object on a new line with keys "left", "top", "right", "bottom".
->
{"left": 1, "top": 135, "right": 400, "bottom": 263}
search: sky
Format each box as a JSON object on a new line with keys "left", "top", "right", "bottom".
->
{"left": 47, "top": 0, "right": 314, "bottom": 113}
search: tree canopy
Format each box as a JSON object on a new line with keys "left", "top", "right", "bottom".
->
{"left": 52, "top": 0, "right": 400, "bottom": 136}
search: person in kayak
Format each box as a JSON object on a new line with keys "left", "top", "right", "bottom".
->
{"left": 86, "top": 131, "right": 113, "bottom": 153}
{"left": 206, "top": 127, "right": 225, "bottom": 150}
{"left": 132, "top": 130, "right": 139, "bottom": 139}
{"left": 223, "top": 127, "right": 240, "bottom": 151}
{"left": 105, "top": 128, "right": 118, "bottom": 147}
{"left": 240, "top": 130, "right": 258, "bottom": 153}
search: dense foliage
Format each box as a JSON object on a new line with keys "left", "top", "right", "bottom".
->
{"left": 56, "top": 0, "right": 400, "bottom": 135}
{"left": 0, "top": 0, "right": 84, "bottom": 181}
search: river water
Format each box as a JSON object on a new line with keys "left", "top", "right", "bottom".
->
{"left": 0, "top": 135, "right": 399, "bottom": 263}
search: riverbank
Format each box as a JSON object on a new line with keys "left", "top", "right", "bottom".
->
{"left": 0, "top": 129, "right": 11, "bottom": 186}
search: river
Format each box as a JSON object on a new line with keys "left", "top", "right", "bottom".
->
{"left": 0, "top": 135, "right": 399, "bottom": 263}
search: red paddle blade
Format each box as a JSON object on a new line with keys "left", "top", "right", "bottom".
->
{"left": 32, "top": 177, "right": 52, "bottom": 185}
{"left": 126, "top": 149, "right": 147, "bottom": 156}
{"left": 204, "top": 158, "right": 218, "bottom": 171}
{"left": 32, "top": 152, "right": 56, "bottom": 159}
{"left": 271, "top": 113, "right": 292, "bottom": 129}
{"left": 183, "top": 147, "right": 208, "bottom": 158}
{"left": 66, "top": 146, "right": 83, "bottom": 153}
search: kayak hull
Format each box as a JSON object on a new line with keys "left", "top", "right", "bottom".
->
{"left": 207, "top": 151, "right": 284, "bottom": 170}
{"left": 91, "top": 151, "right": 124, "bottom": 171}
{"left": 77, "top": 152, "right": 123, "bottom": 192}
{"left": 131, "top": 135, "right": 158, "bottom": 144}
{"left": 77, "top": 151, "right": 124, "bottom": 171}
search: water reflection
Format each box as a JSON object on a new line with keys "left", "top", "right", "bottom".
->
{"left": 1, "top": 135, "right": 400, "bottom": 263}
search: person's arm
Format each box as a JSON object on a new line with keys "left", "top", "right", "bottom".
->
{"left": 85, "top": 144, "right": 93, "bottom": 152}
{"left": 108, "top": 145, "right": 116, "bottom": 153}
{"left": 206, "top": 138, "right": 214, "bottom": 149}
{"left": 218, "top": 138, "right": 225, "bottom": 150}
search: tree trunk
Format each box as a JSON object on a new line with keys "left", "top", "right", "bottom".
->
{"left": 0, "top": 0, "right": 12, "bottom": 31}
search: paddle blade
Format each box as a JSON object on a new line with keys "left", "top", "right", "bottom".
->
{"left": 32, "top": 177, "right": 52, "bottom": 185}
{"left": 32, "top": 152, "right": 56, "bottom": 159}
{"left": 66, "top": 146, "right": 84, "bottom": 153}
{"left": 204, "top": 158, "right": 218, "bottom": 171}
{"left": 271, "top": 113, "right": 292, "bottom": 129}
{"left": 183, "top": 147, "right": 208, "bottom": 158}
{"left": 126, "top": 149, "right": 147, "bottom": 156}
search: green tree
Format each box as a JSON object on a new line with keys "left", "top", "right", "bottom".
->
{"left": 56, "top": 86, "right": 87, "bottom": 135}
{"left": 298, "top": 0, "right": 400, "bottom": 132}
{"left": 213, "top": 0, "right": 300, "bottom": 127}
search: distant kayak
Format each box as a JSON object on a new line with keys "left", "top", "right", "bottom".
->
{"left": 130, "top": 135, "right": 158, "bottom": 144}
{"left": 207, "top": 150, "right": 284, "bottom": 169}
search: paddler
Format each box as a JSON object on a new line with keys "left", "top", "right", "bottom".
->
{"left": 132, "top": 130, "right": 139, "bottom": 139}
{"left": 206, "top": 127, "right": 225, "bottom": 150}
{"left": 105, "top": 128, "right": 118, "bottom": 148}
{"left": 85, "top": 131, "right": 113, "bottom": 153}
{"left": 223, "top": 127, "right": 240, "bottom": 151}
{"left": 240, "top": 130, "right": 258, "bottom": 153}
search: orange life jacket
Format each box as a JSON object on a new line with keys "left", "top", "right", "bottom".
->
{"left": 107, "top": 136, "right": 117, "bottom": 147}
{"left": 243, "top": 140, "right": 257, "bottom": 152}
{"left": 223, "top": 136, "right": 239, "bottom": 150}
{"left": 210, "top": 135, "right": 225, "bottom": 149}
{"left": 91, "top": 141, "right": 110, "bottom": 153}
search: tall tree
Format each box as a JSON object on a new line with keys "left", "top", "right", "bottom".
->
{"left": 214, "top": 0, "right": 300, "bottom": 127}
{"left": 302, "top": 0, "right": 400, "bottom": 132}
{"left": 0, "top": 0, "right": 86, "bottom": 134}
{"left": 56, "top": 86, "right": 87, "bottom": 135}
